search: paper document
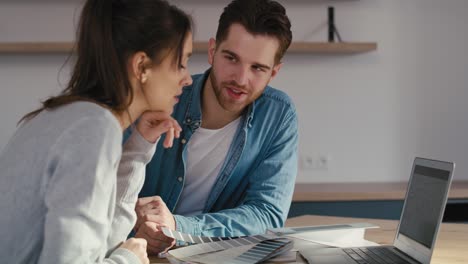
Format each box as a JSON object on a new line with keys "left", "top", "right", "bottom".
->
{"left": 269, "top": 223, "right": 379, "bottom": 248}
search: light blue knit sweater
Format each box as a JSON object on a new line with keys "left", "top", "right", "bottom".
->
{"left": 0, "top": 102, "right": 156, "bottom": 264}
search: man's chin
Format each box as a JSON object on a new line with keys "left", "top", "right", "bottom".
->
{"left": 218, "top": 94, "right": 251, "bottom": 113}
{"left": 220, "top": 103, "right": 247, "bottom": 114}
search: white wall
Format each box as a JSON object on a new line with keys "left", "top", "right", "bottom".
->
{"left": 1, "top": 0, "right": 468, "bottom": 182}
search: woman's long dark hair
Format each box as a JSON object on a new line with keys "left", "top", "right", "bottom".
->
{"left": 20, "top": 0, "right": 192, "bottom": 123}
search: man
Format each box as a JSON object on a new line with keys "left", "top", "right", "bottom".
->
{"left": 132, "top": 0, "right": 298, "bottom": 254}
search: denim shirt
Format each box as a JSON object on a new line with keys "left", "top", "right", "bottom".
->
{"left": 136, "top": 69, "right": 298, "bottom": 237}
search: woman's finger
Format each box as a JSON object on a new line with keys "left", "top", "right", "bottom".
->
{"left": 172, "top": 119, "right": 182, "bottom": 138}
{"left": 164, "top": 128, "right": 175, "bottom": 148}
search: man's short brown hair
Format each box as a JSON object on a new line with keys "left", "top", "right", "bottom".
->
{"left": 216, "top": 0, "right": 293, "bottom": 64}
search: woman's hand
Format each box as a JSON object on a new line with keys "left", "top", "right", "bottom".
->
{"left": 136, "top": 111, "right": 182, "bottom": 147}
{"left": 120, "top": 238, "right": 150, "bottom": 264}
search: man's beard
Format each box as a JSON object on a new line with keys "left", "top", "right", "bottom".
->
{"left": 209, "top": 72, "right": 248, "bottom": 114}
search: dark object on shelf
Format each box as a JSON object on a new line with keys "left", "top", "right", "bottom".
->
{"left": 328, "top": 6, "right": 343, "bottom": 43}
{"left": 328, "top": 6, "right": 335, "bottom": 42}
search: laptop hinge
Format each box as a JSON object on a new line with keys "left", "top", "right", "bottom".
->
{"left": 393, "top": 247, "right": 422, "bottom": 264}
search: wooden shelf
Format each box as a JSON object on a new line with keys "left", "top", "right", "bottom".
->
{"left": 0, "top": 41, "right": 377, "bottom": 54}
{"left": 293, "top": 180, "right": 468, "bottom": 202}
{"left": 0, "top": 42, "right": 74, "bottom": 53}
{"left": 193, "top": 41, "right": 377, "bottom": 54}
{"left": 289, "top": 41, "right": 377, "bottom": 54}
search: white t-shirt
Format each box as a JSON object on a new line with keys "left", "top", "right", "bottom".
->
{"left": 174, "top": 117, "right": 241, "bottom": 216}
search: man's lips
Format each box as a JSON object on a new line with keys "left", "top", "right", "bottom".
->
{"left": 225, "top": 86, "right": 247, "bottom": 95}
{"left": 226, "top": 86, "right": 247, "bottom": 99}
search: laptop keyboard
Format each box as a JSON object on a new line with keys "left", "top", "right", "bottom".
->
{"left": 343, "top": 247, "right": 413, "bottom": 264}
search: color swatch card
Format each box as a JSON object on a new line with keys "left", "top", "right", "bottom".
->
{"left": 163, "top": 231, "right": 275, "bottom": 258}
{"left": 161, "top": 228, "right": 294, "bottom": 263}
{"left": 167, "top": 237, "right": 293, "bottom": 264}
{"left": 162, "top": 227, "right": 242, "bottom": 244}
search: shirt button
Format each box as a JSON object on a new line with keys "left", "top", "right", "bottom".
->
{"left": 178, "top": 177, "right": 183, "bottom": 182}
{"left": 186, "top": 118, "right": 191, "bottom": 123}
{"left": 181, "top": 139, "right": 187, "bottom": 144}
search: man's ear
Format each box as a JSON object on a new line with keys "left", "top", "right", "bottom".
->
{"left": 130, "top": 51, "right": 150, "bottom": 83}
{"left": 270, "top": 62, "right": 283, "bottom": 81}
{"left": 208, "top": 38, "right": 217, "bottom": 66}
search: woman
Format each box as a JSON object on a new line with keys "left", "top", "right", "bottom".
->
{"left": 0, "top": 0, "right": 193, "bottom": 263}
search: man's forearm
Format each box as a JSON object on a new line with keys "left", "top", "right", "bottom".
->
{"left": 174, "top": 201, "right": 288, "bottom": 237}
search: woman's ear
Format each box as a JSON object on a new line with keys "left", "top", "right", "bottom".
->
{"left": 130, "top": 51, "right": 150, "bottom": 83}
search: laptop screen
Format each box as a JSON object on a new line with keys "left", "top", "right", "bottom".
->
{"left": 398, "top": 165, "right": 451, "bottom": 248}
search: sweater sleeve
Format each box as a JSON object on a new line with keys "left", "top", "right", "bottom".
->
{"left": 106, "top": 127, "right": 157, "bottom": 250}
{"left": 37, "top": 115, "right": 140, "bottom": 264}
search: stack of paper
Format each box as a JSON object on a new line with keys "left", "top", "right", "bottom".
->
{"left": 268, "top": 223, "right": 379, "bottom": 248}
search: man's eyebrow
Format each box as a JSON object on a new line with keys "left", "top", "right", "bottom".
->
{"left": 221, "top": 49, "right": 239, "bottom": 59}
{"left": 252, "top": 63, "right": 271, "bottom": 71}
{"left": 221, "top": 49, "right": 271, "bottom": 70}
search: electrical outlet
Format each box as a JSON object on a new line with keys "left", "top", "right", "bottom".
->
{"left": 300, "top": 155, "right": 315, "bottom": 170}
{"left": 317, "top": 155, "right": 329, "bottom": 170}
{"left": 300, "top": 154, "right": 330, "bottom": 171}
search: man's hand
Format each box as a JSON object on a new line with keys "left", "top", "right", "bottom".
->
{"left": 134, "top": 222, "right": 176, "bottom": 255}
{"left": 135, "top": 196, "right": 176, "bottom": 232}
{"left": 134, "top": 196, "right": 177, "bottom": 254}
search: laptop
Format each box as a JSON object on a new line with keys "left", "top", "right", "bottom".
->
{"left": 301, "top": 157, "right": 455, "bottom": 264}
